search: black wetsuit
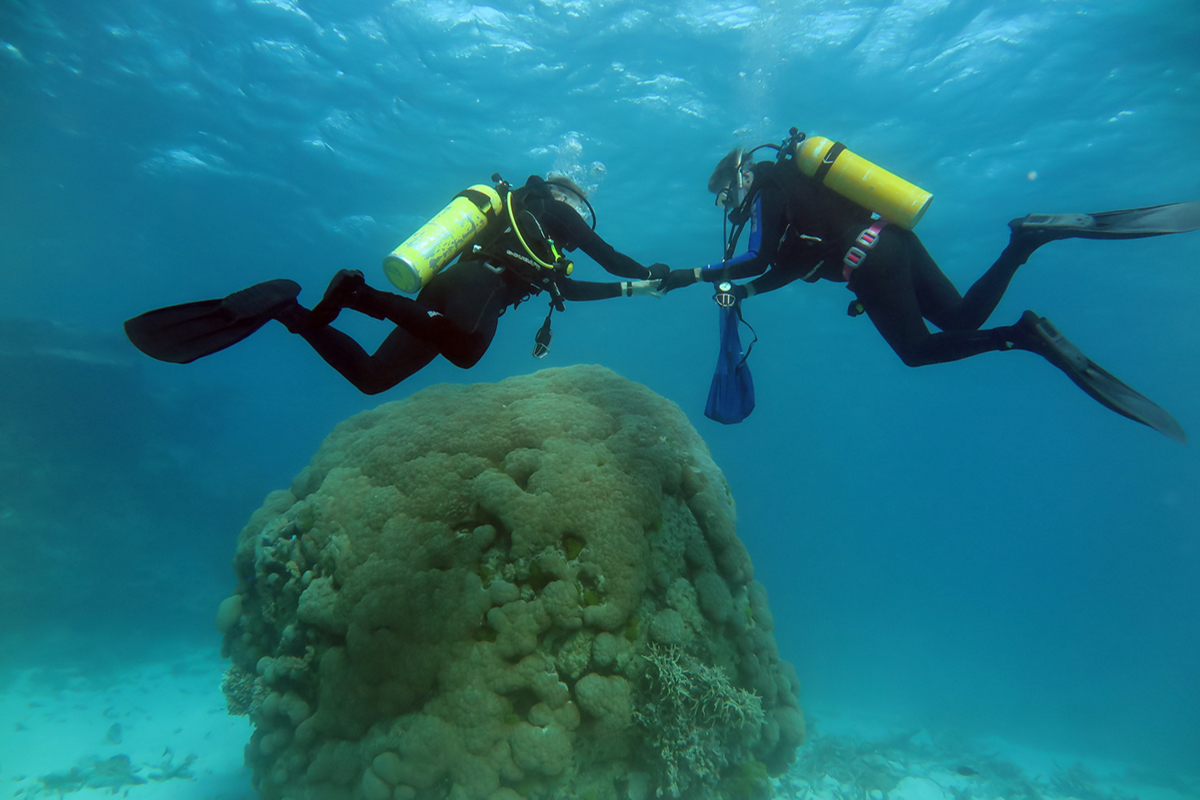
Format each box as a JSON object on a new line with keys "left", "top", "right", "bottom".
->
{"left": 284, "top": 176, "right": 658, "bottom": 394}
{"left": 702, "top": 161, "right": 1031, "bottom": 366}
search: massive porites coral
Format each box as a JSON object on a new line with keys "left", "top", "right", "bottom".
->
{"left": 219, "top": 365, "right": 804, "bottom": 800}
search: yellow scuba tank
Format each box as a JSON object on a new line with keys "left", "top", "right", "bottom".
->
{"left": 382, "top": 184, "right": 503, "bottom": 293}
{"left": 793, "top": 135, "right": 932, "bottom": 230}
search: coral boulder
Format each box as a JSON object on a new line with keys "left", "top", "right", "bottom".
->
{"left": 219, "top": 365, "right": 803, "bottom": 800}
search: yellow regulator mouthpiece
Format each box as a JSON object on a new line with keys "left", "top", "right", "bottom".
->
{"left": 794, "top": 136, "right": 932, "bottom": 230}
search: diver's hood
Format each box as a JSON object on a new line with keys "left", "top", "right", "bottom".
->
{"left": 707, "top": 147, "right": 745, "bottom": 194}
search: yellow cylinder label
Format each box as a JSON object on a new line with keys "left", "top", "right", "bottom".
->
{"left": 794, "top": 136, "right": 932, "bottom": 229}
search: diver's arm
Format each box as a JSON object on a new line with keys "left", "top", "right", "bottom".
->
{"left": 544, "top": 201, "right": 661, "bottom": 279}
{"left": 557, "top": 278, "right": 659, "bottom": 302}
{"left": 742, "top": 263, "right": 811, "bottom": 296}
{"left": 696, "top": 184, "right": 786, "bottom": 283}
{"left": 558, "top": 279, "right": 619, "bottom": 301}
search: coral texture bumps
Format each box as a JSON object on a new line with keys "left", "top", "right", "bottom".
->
{"left": 218, "top": 365, "right": 804, "bottom": 800}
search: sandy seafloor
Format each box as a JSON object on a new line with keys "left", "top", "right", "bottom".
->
{"left": 3, "top": 650, "right": 1196, "bottom": 800}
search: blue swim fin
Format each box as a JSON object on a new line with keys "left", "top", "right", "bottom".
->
{"left": 704, "top": 303, "right": 756, "bottom": 425}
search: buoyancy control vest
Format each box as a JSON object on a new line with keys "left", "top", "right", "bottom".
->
{"left": 765, "top": 160, "right": 874, "bottom": 245}
{"left": 469, "top": 176, "right": 576, "bottom": 301}
{"left": 738, "top": 161, "right": 874, "bottom": 282}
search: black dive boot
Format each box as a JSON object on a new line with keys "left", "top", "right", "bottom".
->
{"left": 1004, "top": 220, "right": 1062, "bottom": 263}
{"left": 309, "top": 269, "right": 367, "bottom": 327}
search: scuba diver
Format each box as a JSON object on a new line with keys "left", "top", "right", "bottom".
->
{"left": 125, "top": 174, "right": 667, "bottom": 394}
{"left": 660, "top": 128, "right": 1200, "bottom": 442}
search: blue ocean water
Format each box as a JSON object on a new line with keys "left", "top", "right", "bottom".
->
{"left": 2, "top": 0, "right": 1198, "bottom": 781}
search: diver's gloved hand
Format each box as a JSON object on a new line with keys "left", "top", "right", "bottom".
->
{"left": 646, "top": 262, "right": 671, "bottom": 282}
{"left": 622, "top": 280, "right": 662, "bottom": 298}
{"left": 659, "top": 268, "right": 699, "bottom": 293}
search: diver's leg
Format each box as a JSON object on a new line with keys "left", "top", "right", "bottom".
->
{"left": 954, "top": 240, "right": 1030, "bottom": 327}
{"left": 354, "top": 282, "right": 499, "bottom": 368}
{"left": 301, "top": 325, "right": 438, "bottom": 395}
{"left": 343, "top": 286, "right": 496, "bottom": 369}
{"left": 304, "top": 269, "right": 456, "bottom": 338}
{"left": 275, "top": 303, "right": 438, "bottom": 394}
{"left": 341, "top": 284, "right": 454, "bottom": 340}
{"left": 906, "top": 232, "right": 1027, "bottom": 332}
{"left": 903, "top": 234, "right": 967, "bottom": 330}
{"left": 347, "top": 260, "right": 509, "bottom": 368}
{"left": 852, "top": 247, "right": 1016, "bottom": 366}
{"left": 439, "top": 317, "right": 497, "bottom": 369}
{"left": 278, "top": 262, "right": 504, "bottom": 388}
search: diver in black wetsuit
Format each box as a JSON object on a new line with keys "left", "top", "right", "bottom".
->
{"left": 125, "top": 175, "right": 667, "bottom": 395}
{"left": 277, "top": 175, "right": 667, "bottom": 394}
{"left": 658, "top": 140, "right": 1200, "bottom": 441}
{"left": 659, "top": 157, "right": 1041, "bottom": 366}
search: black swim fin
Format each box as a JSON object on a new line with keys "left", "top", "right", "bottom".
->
{"left": 1018, "top": 311, "right": 1186, "bottom": 444}
{"left": 124, "top": 279, "right": 301, "bottom": 364}
{"left": 1010, "top": 201, "right": 1200, "bottom": 242}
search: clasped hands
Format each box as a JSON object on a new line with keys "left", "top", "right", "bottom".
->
{"left": 657, "top": 267, "right": 748, "bottom": 304}
{"left": 629, "top": 264, "right": 747, "bottom": 304}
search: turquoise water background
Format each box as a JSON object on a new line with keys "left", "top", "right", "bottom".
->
{"left": 2, "top": 0, "right": 1198, "bottom": 775}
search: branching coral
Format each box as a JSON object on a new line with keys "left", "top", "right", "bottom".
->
{"left": 636, "top": 643, "right": 765, "bottom": 798}
{"left": 221, "top": 663, "right": 261, "bottom": 716}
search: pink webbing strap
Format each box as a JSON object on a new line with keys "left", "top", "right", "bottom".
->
{"left": 842, "top": 219, "right": 890, "bottom": 281}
